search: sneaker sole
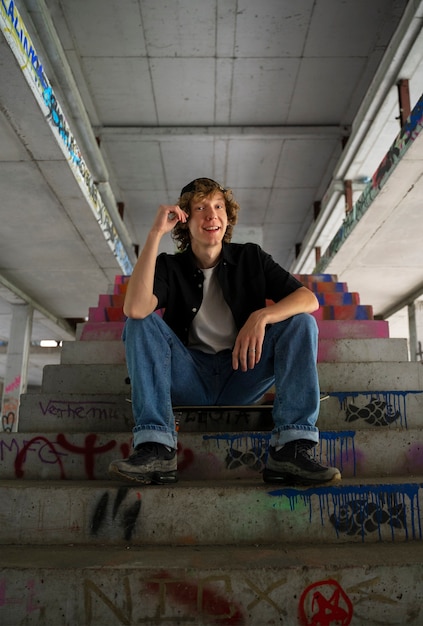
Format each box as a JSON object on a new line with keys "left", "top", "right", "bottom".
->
{"left": 263, "top": 468, "right": 341, "bottom": 486}
{"left": 109, "top": 466, "right": 178, "bottom": 485}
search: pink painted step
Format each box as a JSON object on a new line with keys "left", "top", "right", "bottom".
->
{"left": 114, "top": 275, "right": 130, "bottom": 295}
{"left": 317, "top": 319, "right": 389, "bottom": 339}
{"left": 294, "top": 273, "right": 338, "bottom": 283}
{"left": 80, "top": 274, "right": 388, "bottom": 342}
{"left": 316, "top": 292, "right": 360, "bottom": 305}
{"left": 307, "top": 281, "right": 348, "bottom": 293}
{"left": 98, "top": 294, "right": 125, "bottom": 308}
{"left": 88, "top": 306, "right": 126, "bottom": 322}
{"left": 79, "top": 318, "right": 389, "bottom": 342}
{"left": 313, "top": 305, "right": 373, "bottom": 321}
{"left": 90, "top": 296, "right": 365, "bottom": 322}
{"left": 79, "top": 321, "right": 125, "bottom": 341}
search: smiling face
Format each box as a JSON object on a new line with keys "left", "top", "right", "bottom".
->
{"left": 187, "top": 190, "right": 228, "bottom": 254}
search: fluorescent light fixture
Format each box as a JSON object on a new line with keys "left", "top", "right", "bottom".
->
{"left": 40, "top": 340, "right": 60, "bottom": 348}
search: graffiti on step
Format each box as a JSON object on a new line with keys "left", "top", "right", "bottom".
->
{"left": 225, "top": 445, "right": 266, "bottom": 472}
{"left": 329, "top": 390, "right": 423, "bottom": 429}
{"left": 330, "top": 498, "right": 406, "bottom": 538}
{"left": 91, "top": 488, "right": 141, "bottom": 541}
{"left": 7, "top": 434, "right": 130, "bottom": 479}
{"left": 204, "top": 431, "right": 356, "bottom": 476}
{"left": 345, "top": 398, "right": 400, "bottom": 426}
{"left": 343, "top": 392, "right": 405, "bottom": 427}
{"left": 298, "top": 579, "right": 353, "bottom": 626}
{"left": 142, "top": 571, "right": 245, "bottom": 625}
{"left": 38, "top": 398, "right": 132, "bottom": 423}
{"left": 1, "top": 434, "right": 193, "bottom": 480}
{"left": 1, "top": 397, "right": 18, "bottom": 432}
{"left": 2, "top": 430, "right": 422, "bottom": 484}
{"left": 0, "top": 577, "right": 45, "bottom": 618}
{"left": 268, "top": 482, "right": 422, "bottom": 541}
{"left": 179, "top": 407, "right": 271, "bottom": 429}
{"left": 1, "top": 378, "right": 21, "bottom": 431}
{"left": 2, "top": 570, "right": 407, "bottom": 625}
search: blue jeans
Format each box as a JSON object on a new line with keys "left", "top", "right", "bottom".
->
{"left": 123, "top": 313, "right": 320, "bottom": 449}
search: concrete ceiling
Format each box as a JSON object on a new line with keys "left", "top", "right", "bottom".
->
{"left": 0, "top": 0, "right": 423, "bottom": 387}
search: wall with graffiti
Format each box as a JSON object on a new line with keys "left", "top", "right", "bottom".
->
{"left": 0, "top": 0, "right": 133, "bottom": 275}
{"left": 316, "top": 93, "right": 423, "bottom": 273}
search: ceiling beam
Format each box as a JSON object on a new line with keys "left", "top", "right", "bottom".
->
{"left": 0, "top": 274, "right": 75, "bottom": 340}
{"left": 99, "top": 125, "right": 345, "bottom": 140}
{"left": 379, "top": 283, "right": 423, "bottom": 320}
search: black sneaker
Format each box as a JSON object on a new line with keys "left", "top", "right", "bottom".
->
{"left": 109, "top": 442, "right": 178, "bottom": 484}
{"left": 263, "top": 439, "right": 341, "bottom": 485}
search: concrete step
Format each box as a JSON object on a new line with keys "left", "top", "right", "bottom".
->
{"left": 318, "top": 337, "right": 408, "bottom": 362}
{"left": 0, "top": 476, "right": 421, "bottom": 547}
{"left": 2, "top": 429, "right": 423, "bottom": 481}
{"left": 76, "top": 318, "right": 390, "bottom": 341}
{"left": 61, "top": 340, "right": 126, "bottom": 364}
{"left": 318, "top": 389, "right": 423, "bottom": 430}
{"left": 18, "top": 395, "right": 270, "bottom": 432}
{"left": 87, "top": 303, "right": 375, "bottom": 323}
{"left": 1, "top": 542, "right": 422, "bottom": 626}
{"left": 318, "top": 362, "right": 423, "bottom": 392}
{"left": 17, "top": 388, "right": 423, "bottom": 433}
{"left": 60, "top": 337, "right": 409, "bottom": 365}
{"left": 40, "top": 363, "right": 129, "bottom": 393}
{"left": 39, "top": 361, "right": 423, "bottom": 394}
{"left": 76, "top": 321, "right": 124, "bottom": 341}
{"left": 18, "top": 392, "right": 134, "bottom": 432}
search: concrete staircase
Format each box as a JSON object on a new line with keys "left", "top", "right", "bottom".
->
{"left": 1, "top": 274, "right": 423, "bottom": 625}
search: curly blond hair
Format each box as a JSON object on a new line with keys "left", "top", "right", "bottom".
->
{"left": 172, "top": 178, "right": 240, "bottom": 251}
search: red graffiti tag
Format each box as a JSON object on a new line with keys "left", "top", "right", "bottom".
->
{"left": 14, "top": 434, "right": 119, "bottom": 479}
{"left": 145, "top": 571, "right": 244, "bottom": 625}
{"left": 15, "top": 436, "right": 66, "bottom": 479}
{"left": 298, "top": 579, "right": 353, "bottom": 626}
{"left": 177, "top": 442, "right": 194, "bottom": 471}
{"left": 56, "top": 433, "right": 116, "bottom": 479}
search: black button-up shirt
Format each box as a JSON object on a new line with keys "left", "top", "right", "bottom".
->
{"left": 153, "top": 242, "right": 303, "bottom": 345}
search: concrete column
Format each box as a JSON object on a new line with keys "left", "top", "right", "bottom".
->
{"left": 408, "top": 300, "right": 423, "bottom": 362}
{"left": 1, "top": 304, "right": 33, "bottom": 432}
{"left": 416, "top": 301, "right": 423, "bottom": 362}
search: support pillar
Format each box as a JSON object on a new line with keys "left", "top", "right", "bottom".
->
{"left": 344, "top": 179, "right": 353, "bottom": 214}
{"left": 1, "top": 304, "right": 33, "bottom": 432}
{"left": 398, "top": 79, "right": 411, "bottom": 127}
{"left": 416, "top": 301, "right": 423, "bottom": 361}
{"left": 408, "top": 303, "right": 417, "bottom": 361}
{"left": 408, "top": 300, "right": 423, "bottom": 362}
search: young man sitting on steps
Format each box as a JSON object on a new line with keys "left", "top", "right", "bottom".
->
{"left": 109, "top": 178, "right": 341, "bottom": 486}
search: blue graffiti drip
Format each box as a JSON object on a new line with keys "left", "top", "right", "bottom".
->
{"left": 267, "top": 482, "right": 423, "bottom": 542}
{"left": 329, "top": 390, "right": 423, "bottom": 429}
{"left": 319, "top": 431, "right": 356, "bottom": 474}
{"left": 203, "top": 432, "right": 271, "bottom": 460}
{"left": 203, "top": 431, "right": 357, "bottom": 474}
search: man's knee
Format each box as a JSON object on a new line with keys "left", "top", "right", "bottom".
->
{"left": 275, "top": 312, "right": 317, "bottom": 336}
{"left": 294, "top": 312, "right": 318, "bottom": 334}
{"left": 124, "top": 313, "right": 162, "bottom": 339}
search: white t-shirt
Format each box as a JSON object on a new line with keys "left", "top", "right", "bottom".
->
{"left": 188, "top": 266, "right": 238, "bottom": 353}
